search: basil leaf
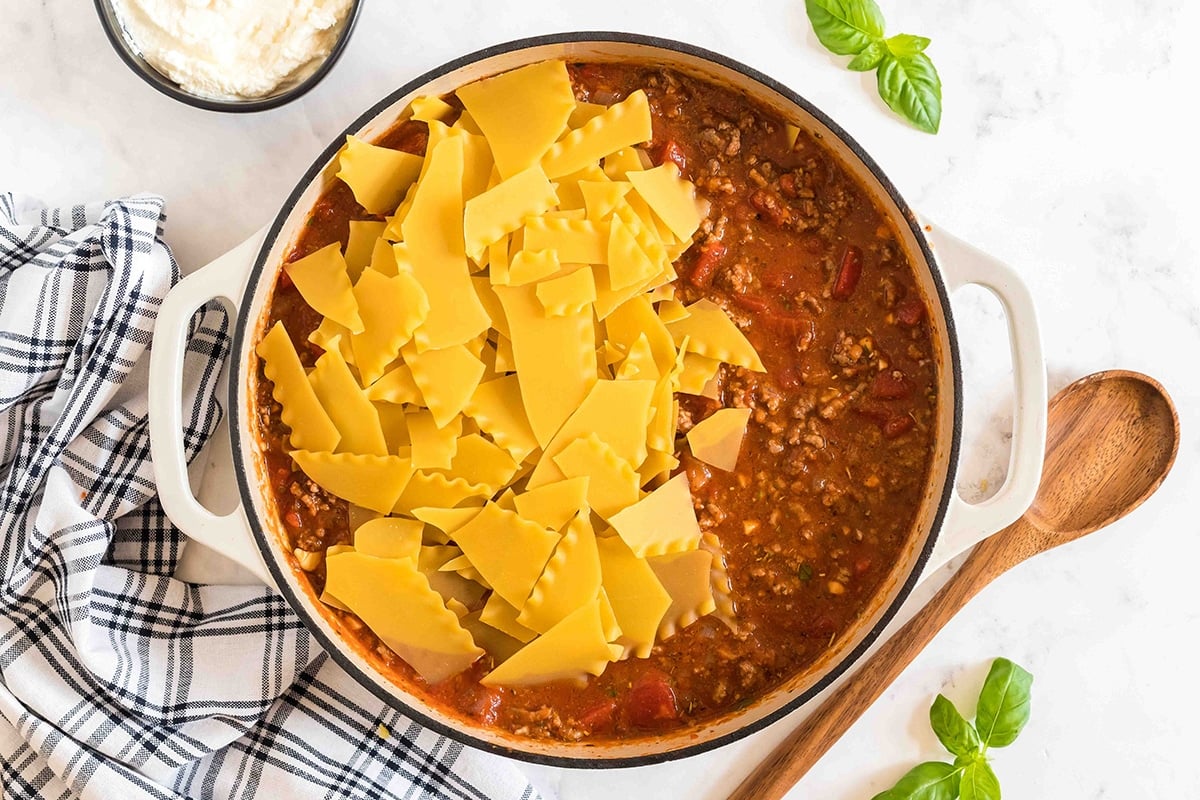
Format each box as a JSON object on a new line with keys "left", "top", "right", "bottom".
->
{"left": 804, "top": 0, "right": 886, "bottom": 56}
{"left": 886, "top": 33, "right": 931, "bottom": 56}
{"left": 960, "top": 759, "right": 1002, "bottom": 800}
{"left": 876, "top": 53, "right": 942, "bottom": 133}
{"left": 847, "top": 41, "right": 888, "bottom": 71}
{"left": 880, "top": 761, "right": 962, "bottom": 800}
{"left": 976, "top": 658, "right": 1033, "bottom": 748}
{"left": 929, "top": 694, "right": 982, "bottom": 757}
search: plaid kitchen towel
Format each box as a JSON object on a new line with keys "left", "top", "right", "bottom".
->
{"left": 0, "top": 193, "right": 540, "bottom": 800}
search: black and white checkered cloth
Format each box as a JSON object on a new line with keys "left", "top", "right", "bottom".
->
{"left": 0, "top": 194, "right": 540, "bottom": 800}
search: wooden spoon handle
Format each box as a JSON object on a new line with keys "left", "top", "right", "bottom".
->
{"left": 727, "top": 522, "right": 1030, "bottom": 800}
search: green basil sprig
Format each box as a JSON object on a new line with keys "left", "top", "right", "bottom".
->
{"left": 804, "top": 0, "right": 943, "bottom": 133}
{"left": 872, "top": 658, "right": 1034, "bottom": 800}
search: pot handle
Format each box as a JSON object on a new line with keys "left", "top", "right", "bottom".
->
{"left": 918, "top": 220, "right": 1047, "bottom": 581}
{"left": 148, "top": 229, "right": 277, "bottom": 589}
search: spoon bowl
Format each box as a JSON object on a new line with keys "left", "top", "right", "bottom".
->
{"left": 1030, "top": 371, "right": 1179, "bottom": 537}
{"left": 729, "top": 369, "right": 1179, "bottom": 800}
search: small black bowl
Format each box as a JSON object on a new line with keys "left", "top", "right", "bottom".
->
{"left": 93, "top": 0, "right": 362, "bottom": 113}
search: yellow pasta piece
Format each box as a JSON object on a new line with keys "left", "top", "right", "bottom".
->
{"left": 596, "top": 535, "right": 670, "bottom": 659}
{"left": 596, "top": 588, "right": 622, "bottom": 642}
{"left": 626, "top": 162, "right": 706, "bottom": 243}
{"left": 493, "top": 334, "right": 516, "bottom": 374}
{"left": 463, "top": 165, "right": 558, "bottom": 260}
{"left": 462, "top": 375, "right": 539, "bottom": 463}
{"left": 527, "top": 378, "right": 656, "bottom": 489}
{"left": 401, "top": 341, "right": 486, "bottom": 428}
{"left": 622, "top": 191, "right": 679, "bottom": 249}
{"left": 667, "top": 299, "right": 765, "bottom": 372}
{"left": 452, "top": 502, "right": 559, "bottom": 610}
{"left": 552, "top": 435, "right": 640, "bottom": 520}
{"left": 454, "top": 108, "right": 483, "bottom": 135}
{"left": 364, "top": 363, "right": 424, "bottom": 405}
{"left": 325, "top": 550, "right": 482, "bottom": 683}
{"left": 494, "top": 283, "right": 597, "bottom": 448}
{"left": 410, "top": 94, "right": 454, "bottom": 123}
{"left": 291, "top": 451, "right": 413, "bottom": 515}
{"left": 615, "top": 333, "right": 660, "bottom": 382}
{"left": 580, "top": 180, "right": 631, "bottom": 222}
{"left": 553, "top": 164, "right": 608, "bottom": 210}
{"left": 373, "top": 401, "right": 411, "bottom": 454}
{"left": 481, "top": 597, "right": 622, "bottom": 686}
{"left": 461, "top": 610, "right": 526, "bottom": 664}
{"left": 507, "top": 248, "right": 562, "bottom": 286}
{"left": 470, "top": 275, "right": 509, "bottom": 339}
{"left": 512, "top": 477, "right": 590, "bottom": 531}
{"left": 486, "top": 233, "right": 511, "bottom": 286}
{"left": 436, "top": 434, "right": 519, "bottom": 493}
{"left": 647, "top": 283, "right": 676, "bottom": 304}
{"left": 517, "top": 513, "right": 602, "bottom": 633}
{"left": 370, "top": 238, "right": 400, "bottom": 275}
{"left": 567, "top": 101, "right": 607, "bottom": 130}
{"left": 344, "top": 221, "right": 386, "bottom": 281}
{"left": 309, "top": 345, "right": 387, "bottom": 456}
{"left": 392, "top": 471, "right": 490, "bottom": 516}
{"left": 257, "top": 322, "right": 340, "bottom": 453}
{"left": 412, "top": 506, "right": 482, "bottom": 537}
{"left": 647, "top": 549, "right": 716, "bottom": 641}
{"left": 608, "top": 473, "right": 702, "bottom": 558}
{"left": 336, "top": 135, "right": 424, "bottom": 216}
{"left": 602, "top": 146, "right": 647, "bottom": 181}
{"left": 606, "top": 214, "right": 659, "bottom": 291}
{"left": 353, "top": 517, "right": 424, "bottom": 560}
{"left": 636, "top": 449, "right": 679, "bottom": 490}
{"left": 283, "top": 243, "right": 364, "bottom": 333}
{"left": 419, "top": 545, "right": 488, "bottom": 610}
{"left": 534, "top": 266, "right": 596, "bottom": 317}
{"left": 542, "top": 90, "right": 653, "bottom": 179}
{"left": 700, "top": 531, "right": 737, "bottom": 632}
{"left": 646, "top": 376, "right": 676, "bottom": 453}
{"left": 656, "top": 298, "right": 690, "bottom": 324}
{"left": 350, "top": 269, "right": 430, "bottom": 385}
{"left": 687, "top": 407, "right": 752, "bottom": 472}
{"left": 522, "top": 216, "right": 609, "bottom": 265}
{"left": 401, "top": 135, "right": 491, "bottom": 351}
{"left": 480, "top": 592, "right": 537, "bottom": 644}
{"left": 308, "top": 316, "right": 356, "bottom": 365}
{"left": 407, "top": 410, "right": 461, "bottom": 470}
{"left": 456, "top": 60, "right": 576, "bottom": 179}
{"left": 605, "top": 295, "right": 677, "bottom": 376}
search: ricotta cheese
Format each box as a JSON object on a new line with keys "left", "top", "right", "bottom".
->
{"left": 110, "top": 0, "right": 353, "bottom": 100}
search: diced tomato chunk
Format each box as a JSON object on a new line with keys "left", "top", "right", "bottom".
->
{"left": 284, "top": 510, "right": 302, "bottom": 528}
{"left": 882, "top": 415, "right": 915, "bottom": 438}
{"left": 871, "top": 371, "right": 911, "bottom": 400}
{"left": 688, "top": 239, "right": 727, "bottom": 288}
{"left": 831, "top": 246, "right": 863, "bottom": 300}
{"left": 578, "top": 699, "right": 617, "bottom": 733}
{"left": 896, "top": 297, "right": 926, "bottom": 326}
{"left": 655, "top": 139, "right": 688, "bottom": 173}
{"left": 626, "top": 670, "right": 679, "bottom": 728}
{"left": 732, "top": 293, "right": 771, "bottom": 313}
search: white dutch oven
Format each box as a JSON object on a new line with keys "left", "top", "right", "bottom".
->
{"left": 147, "top": 33, "right": 1046, "bottom": 767}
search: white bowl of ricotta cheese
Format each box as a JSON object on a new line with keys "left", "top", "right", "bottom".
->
{"left": 95, "top": 0, "right": 360, "bottom": 112}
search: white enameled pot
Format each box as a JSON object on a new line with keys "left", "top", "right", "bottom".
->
{"left": 147, "top": 33, "right": 1046, "bottom": 767}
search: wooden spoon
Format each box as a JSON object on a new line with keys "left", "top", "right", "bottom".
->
{"left": 729, "top": 370, "right": 1179, "bottom": 800}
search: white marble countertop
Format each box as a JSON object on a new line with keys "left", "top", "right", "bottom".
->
{"left": 4, "top": 1, "right": 1198, "bottom": 797}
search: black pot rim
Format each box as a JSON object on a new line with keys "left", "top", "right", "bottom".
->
{"left": 92, "top": 0, "right": 362, "bottom": 113}
{"left": 228, "top": 31, "right": 963, "bottom": 769}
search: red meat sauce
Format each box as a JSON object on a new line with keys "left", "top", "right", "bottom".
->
{"left": 254, "top": 62, "right": 938, "bottom": 742}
